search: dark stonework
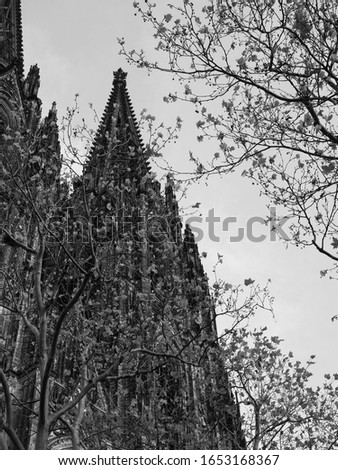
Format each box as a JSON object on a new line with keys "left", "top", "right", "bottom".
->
{"left": 0, "top": 1, "right": 246, "bottom": 449}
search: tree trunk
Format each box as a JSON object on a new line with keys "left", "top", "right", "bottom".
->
{"left": 253, "top": 405, "right": 261, "bottom": 450}
{"left": 35, "top": 419, "right": 49, "bottom": 450}
{"left": 0, "top": 432, "right": 8, "bottom": 450}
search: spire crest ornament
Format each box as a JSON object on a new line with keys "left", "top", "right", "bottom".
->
{"left": 113, "top": 67, "right": 127, "bottom": 84}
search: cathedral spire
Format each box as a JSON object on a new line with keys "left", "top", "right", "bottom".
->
{"left": 90, "top": 68, "right": 150, "bottom": 177}
{"left": 99, "top": 68, "right": 142, "bottom": 148}
{"left": 0, "top": 0, "right": 24, "bottom": 80}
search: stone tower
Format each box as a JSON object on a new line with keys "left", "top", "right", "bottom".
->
{"left": 0, "top": 0, "right": 61, "bottom": 449}
{"left": 0, "top": 1, "right": 245, "bottom": 450}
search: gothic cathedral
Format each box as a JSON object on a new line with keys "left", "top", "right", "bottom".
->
{"left": 0, "top": 0, "right": 245, "bottom": 450}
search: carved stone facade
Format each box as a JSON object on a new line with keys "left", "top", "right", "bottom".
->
{"left": 0, "top": 1, "right": 245, "bottom": 449}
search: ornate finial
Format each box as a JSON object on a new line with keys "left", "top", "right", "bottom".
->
{"left": 44, "top": 101, "right": 57, "bottom": 126}
{"left": 49, "top": 101, "right": 57, "bottom": 117}
{"left": 23, "top": 64, "right": 40, "bottom": 98}
{"left": 166, "top": 173, "right": 176, "bottom": 188}
{"left": 113, "top": 68, "right": 127, "bottom": 84}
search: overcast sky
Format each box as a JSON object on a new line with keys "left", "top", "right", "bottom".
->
{"left": 22, "top": 0, "right": 338, "bottom": 384}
